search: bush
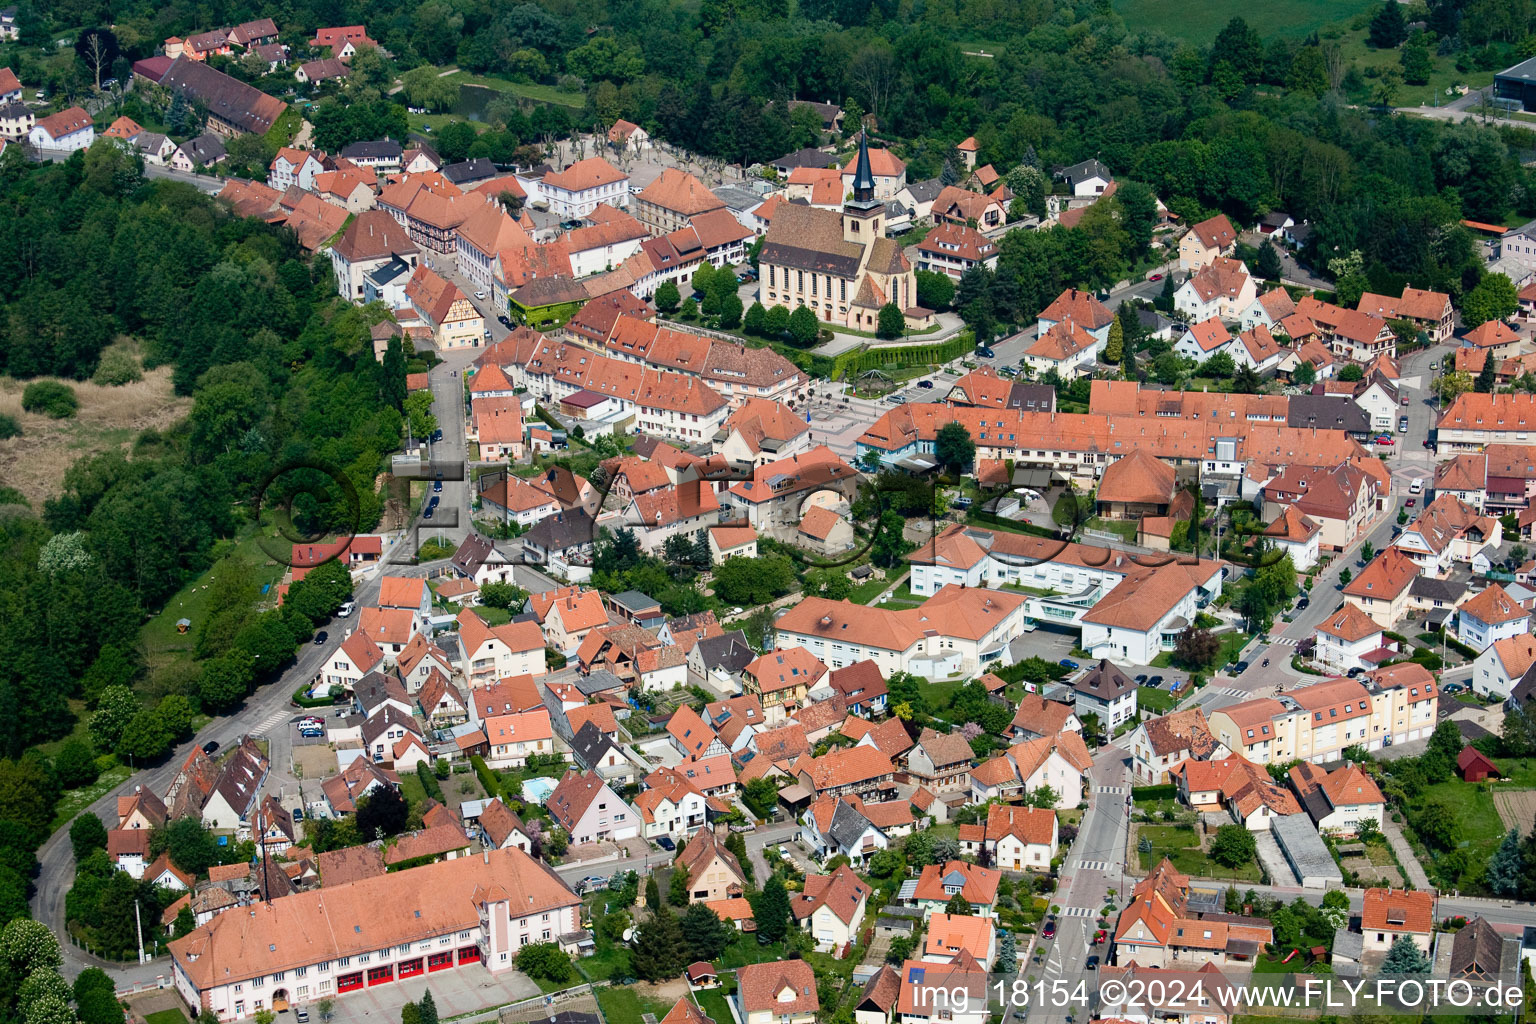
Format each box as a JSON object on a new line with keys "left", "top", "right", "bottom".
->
{"left": 92, "top": 346, "right": 143, "bottom": 386}
{"left": 470, "top": 755, "right": 502, "bottom": 799}
{"left": 416, "top": 762, "right": 445, "bottom": 803}
{"left": 1131, "top": 784, "right": 1178, "bottom": 801}
{"left": 0, "top": 413, "right": 19, "bottom": 439}
{"left": 21, "top": 380, "right": 78, "bottom": 418}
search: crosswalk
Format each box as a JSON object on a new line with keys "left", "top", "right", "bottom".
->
{"left": 1076, "top": 860, "right": 1113, "bottom": 872}
{"left": 1095, "top": 785, "right": 1127, "bottom": 794}
{"left": 1059, "top": 906, "right": 1097, "bottom": 917}
{"left": 1217, "top": 686, "right": 1249, "bottom": 697}
{"left": 252, "top": 707, "right": 292, "bottom": 735}
{"left": 1268, "top": 636, "right": 1300, "bottom": 647}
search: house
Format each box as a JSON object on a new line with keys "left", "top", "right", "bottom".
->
{"left": 316, "top": 632, "right": 384, "bottom": 694}
{"left": 1357, "top": 286, "right": 1455, "bottom": 343}
{"left": 199, "top": 737, "right": 270, "bottom": 835}
{"left": 417, "top": 672, "right": 467, "bottom": 726}
{"left": 915, "top": 222, "right": 998, "bottom": 280}
{"left": 159, "top": 57, "right": 287, "bottom": 137}
{"left": 1239, "top": 287, "right": 1297, "bottom": 333}
{"left": 457, "top": 608, "right": 546, "bottom": 683}
{"left": 922, "top": 912, "right": 996, "bottom": 968}
{"left": 676, "top": 827, "right": 747, "bottom": 903}
{"left": 1129, "top": 708, "right": 1226, "bottom": 785}
{"left": 633, "top": 168, "right": 725, "bottom": 237}
{"left": 476, "top": 799, "right": 532, "bottom": 852}
{"left": 1360, "top": 887, "right": 1434, "bottom": 955}
{"left": 1456, "top": 584, "right": 1530, "bottom": 651}
{"left": 108, "top": 829, "right": 152, "bottom": 877}
{"left": 329, "top": 210, "right": 419, "bottom": 302}
{"left": 1174, "top": 258, "right": 1255, "bottom": 323}
{"left": 1179, "top": 214, "right": 1238, "bottom": 271}
{"left": 1292, "top": 296, "right": 1396, "bottom": 363}
{"left": 310, "top": 25, "right": 378, "bottom": 59}
{"left": 759, "top": 135, "right": 917, "bottom": 331}
{"left": 744, "top": 647, "right": 828, "bottom": 722}
{"left": 796, "top": 746, "right": 898, "bottom": 802}
{"left": 735, "top": 961, "right": 817, "bottom": 1024}
{"left": 530, "top": 157, "right": 629, "bottom": 219}
{"left": 1457, "top": 745, "right": 1501, "bottom": 782}
{"left": 1262, "top": 506, "right": 1323, "bottom": 571}
{"left": 912, "top": 861, "right": 1000, "bottom": 918}
{"left": 634, "top": 767, "right": 709, "bottom": 841}
{"left": 1171, "top": 755, "right": 1302, "bottom": 830}
{"left": 450, "top": 535, "right": 514, "bottom": 587}
{"left": 531, "top": 587, "right": 608, "bottom": 657}
{"left": 570, "top": 722, "right": 635, "bottom": 787}
{"left": 482, "top": 710, "right": 556, "bottom": 770}
{"left": 1313, "top": 603, "right": 1388, "bottom": 674}
{"left": 0, "top": 100, "right": 34, "bottom": 143}
{"left": 791, "top": 863, "right": 869, "bottom": 951}
{"left": 168, "top": 847, "right": 580, "bottom": 1019}
{"left": 969, "top": 733, "right": 1092, "bottom": 809}
{"left": 521, "top": 509, "right": 597, "bottom": 569}
{"left": 1037, "top": 287, "right": 1115, "bottom": 342}
{"left": 1069, "top": 659, "right": 1138, "bottom": 729}
{"left": 1010, "top": 693, "right": 1081, "bottom": 742}
{"left": 1473, "top": 634, "right": 1536, "bottom": 701}
{"left": 1054, "top": 158, "right": 1112, "bottom": 197}
{"left": 296, "top": 58, "right": 349, "bottom": 85}
{"left": 1096, "top": 449, "right": 1177, "bottom": 521}
{"left": 1172, "top": 317, "right": 1235, "bottom": 363}
{"left": 854, "top": 966, "right": 902, "bottom": 1024}
{"left": 983, "top": 803, "right": 1057, "bottom": 872}
{"left": 708, "top": 524, "right": 758, "bottom": 564}
{"left": 29, "top": 106, "right": 93, "bottom": 151}
{"left": 546, "top": 769, "right": 638, "bottom": 844}
{"left": 1287, "top": 761, "right": 1385, "bottom": 836}
{"left": 404, "top": 265, "right": 484, "bottom": 349}
{"left": 904, "top": 729, "right": 974, "bottom": 794}
{"left": 1017, "top": 318, "right": 1102, "bottom": 378}
{"left": 1261, "top": 462, "right": 1378, "bottom": 552}
{"left": 829, "top": 661, "right": 888, "bottom": 718}
{"left": 1113, "top": 858, "right": 1273, "bottom": 967}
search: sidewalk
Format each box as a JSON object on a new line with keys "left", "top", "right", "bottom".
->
{"left": 1378, "top": 815, "right": 1434, "bottom": 889}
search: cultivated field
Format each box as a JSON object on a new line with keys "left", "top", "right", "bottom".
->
{"left": 1493, "top": 788, "right": 1536, "bottom": 834}
{"left": 0, "top": 367, "right": 192, "bottom": 508}
{"left": 1114, "top": 0, "right": 1376, "bottom": 42}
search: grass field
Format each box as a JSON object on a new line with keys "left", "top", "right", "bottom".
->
{"left": 51, "top": 765, "right": 131, "bottom": 830}
{"left": 1138, "top": 686, "right": 1176, "bottom": 714}
{"left": 0, "top": 366, "right": 192, "bottom": 508}
{"left": 144, "top": 1010, "right": 189, "bottom": 1024}
{"left": 694, "top": 987, "right": 734, "bottom": 1024}
{"left": 453, "top": 72, "right": 587, "bottom": 109}
{"left": 1409, "top": 777, "right": 1507, "bottom": 874}
{"left": 1137, "top": 823, "right": 1263, "bottom": 882}
{"left": 594, "top": 986, "right": 677, "bottom": 1024}
{"left": 1114, "top": 0, "right": 1377, "bottom": 43}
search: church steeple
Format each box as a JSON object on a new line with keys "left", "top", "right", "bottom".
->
{"left": 851, "top": 130, "right": 877, "bottom": 205}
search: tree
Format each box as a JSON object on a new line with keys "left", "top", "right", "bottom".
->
{"left": 752, "top": 876, "right": 791, "bottom": 944}
{"left": 632, "top": 906, "right": 689, "bottom": 980}
{"left": 54, "top": 740, "right": 98, "bottom": 789}
{"left": 1339, "top": 567, "right": 1352, "bottom": 587}
{"left": 419, "top": 992, "right": 438, "bottom": 1024}
{"left": 871, "top": 510, "right": 911, "bottom": 568}
{"left": 74, "top": 970, "right": 123, "bottom": 1024}
{"left": 1369, "top": 1, "right": 1408, "bottom": 47}
{"left": 1255, "top": 241, "right": 1283, "bottom": 281}
{"left": 654, "top": 281, "right": 680, "bottom": 314}
{"left": 1382, "top": 933, "right": 1431, "bottom": 974}
{"left": 916, "top": 270, "right": 955, "bottom": 310}
{"left": 400, "top": 65, "right": 462, "bottom": 112}
{"left": 944, "top": 892, "right": 973, "bottom": 916}
{"left": 1232, "top": 365, "right": 1262, "bottom": 394}
{"left": 1477, "top": 350, "right": 1498, "bottom": 393}
{"left": 356, "top": 786, "right": 409, "bottom": 839}
{"left": 1434, "top": 370, "right": 1475, "bottom": 403}
{"left": 668, "top": 867, "right": 690, "bottom": 906}
{"left": 1174, "top": 627, "right": 1221, "bottom": 669}
{"left": 1210, "top": 824, "right": 1257, "bottom": 869}
{"left": 877, "top": 303, "right": 904, "bottom": 339}
{"left": 1104, "top": 319, "right": 1123, "bottom": 364}
{"left": 744, "top": 301, "right": 767, "bottom": 335}
{"left": 719, "top": 292, "right": 744, "bottom": 329}
{"left": 935, "top": 421, "right": 975, "bottom": 474}
{"left": 645, "top": 876, "right": 661, "bottom": 911}
{"left": 712, "top": 555, "right": 796, "bottom": 605}
{"left": 514, "top": 942, "right": 573, "bottom": 983}
{"left": 692, "top": 262, "right": 715, "bottom": 297}
{"left": 69, "top": 814, "right": 106, "bottom": 863}
{"left": 1488, "top": 829, "right": 1523, "bottom": 896}
{"left": 682, "top": 901, "right": 734, "bottom": 961}
{"left": 479, "top": 582, "right": 524, "bottom": 609}
{"left": 1413, "top": 797, "right": 1459, "bottom": 849}
{"left": 317, "top": 1000, "right": 334, "bottom": 1023}
{"left": 1464, "top": 273, "right": 1518, "bottom": 328}
{"left": 1337, "top": 364, "right": 1364, "bottom": 382}
{"left": 402, "top": 1003, "right": 421, "bottom": 1024}
{"left": 75, "top": 27, "right": 119, "bottom": 90}
{"left": 163, "top": 816, "right": 219, "bottom": 876}
{"left": 1292, "top": 361, "right": 1316, "bottom": 387}
{"left": 116, "top": 708, "right": 171, "bottom": 762}
{"left": 172, "top": 903, "right": 196, "bottom": 938}
{"left": 995, "top": 930, "right": 1018, "bottom": 974}
{"left": 789, "top": 305, "right": 820, "bottom": 347}
{"left": 886, "top": 935, "right": 916, "bottom": 963}
{"left": 764, "top": 304, "right": 791, "bottom": 337}
{"left": 742, "top": 777, "right": 779, "bottom": 818}
{"left": 1401, "top": 34, "right": 1433, "bottom": 85}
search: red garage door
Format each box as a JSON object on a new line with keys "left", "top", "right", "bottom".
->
{"left": 428, "top": 952, "right": 454, "bottom": 973}
{"left": 367, "top": 966, "right": 394, "bottom": 987}
{"left": 337, "top": 973, "right": 364, "bottom": 994}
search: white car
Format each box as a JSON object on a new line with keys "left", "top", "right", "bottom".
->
{"left": 338, "top": 600, "right": 355, "bottom": 617}
{"left": 474, "top": 290, "right": 486, "bottom": 300}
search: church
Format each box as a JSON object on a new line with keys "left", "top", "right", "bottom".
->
{"left": 757, "top": 133, "right": 917, "bottom": 332}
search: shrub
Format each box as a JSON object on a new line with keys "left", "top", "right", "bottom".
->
{"left": 470, "top": 754, "right": 501, "bottom": 798}
{"left": 0, "top": 413, "right": 19, "bottom": 439}
{"left": 92, "top": 346, "right": 143, "bottom": 386}
{"left": 21, "top": 380, "right": 78, "bottom": 418}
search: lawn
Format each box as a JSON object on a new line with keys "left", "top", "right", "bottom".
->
{"left": 400, "top": 773, "right": 428, "bottom": 809}
{"left": 453, "top": 72, "right": 587, "bottom": 109}
{"left": 595, "top": 985, "right": 677, "bottom": 1024}
{"left": 1084, "top": 517, "right": 1137, "bottom": 543}
{"left": 847, "top": 572, "right": 895, "bottom": 605}
{"left": 1114, "top": 0, "right": 1375, "bottom": 43}
{"left": 1138, "top": 686, "right": 1175, "bottom": 714}
{"left": 1408, "top": 778, "right": 1506, "bottom": 872}
{"left": 1137, "top": 823, "right": 1262, "bottom": 882}
{"left": 144, "top": 1011, "right": 189, "bottom": 1024}
{"left": 695, "top": 986, "right": 735, "bottom": 1024}
{"left": 51, "top": 765, "right": 131, "bottom": 830}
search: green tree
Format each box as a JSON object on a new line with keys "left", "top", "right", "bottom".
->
{"left": 752, "top": 876, "right": 791, "bottom": 943}
{"left": 1464, "top": 273, "right": 1518, "bottom": 328}
{"left": 632, "top": 906, "right": 689, "bottom": 980}
{"left": 935, "top": 421, "right": 975, "bottom": 474}
{"left": 765, "top": 304, "right": 791, "bottom": 337}
{"left": 1210, "top": 824, "right": 1257, "bottom": 869}
{"left": 1382, "top": 933, "right": 1431, "bottom": 974}
{"left": 1488, "top": 829, "right": 1523, "bottom": 896}
{"left": 20, "top": 382, "right": 77, "bottom": 419}
{"left": 419, "top": 992, "right": 438, "bottom": 1024}
{"left": 742, "top": 777, "right": 780, "bottom": 818}
{"left": 74, "top": 969, "right": 123, "bottom": 1024}
{"left": 1337, "top": 364, "right": 1364, "bottom": 382}
{"left": 885, "top": 935, "right": 916, "bottom": 964}
{"left": 995, "top": 930, "right": 1017, "bottom": 974}
{"left": 719, "top": 292, "right": 744, "bottom": 329}
{"left": 1292, "top": 361, "right": 1316, "bottom": 387}
{"left": 164, "top": 816, "right": 219, "bottom": 876}
{"left": 1477, "top": 350, "right": 1498, "bottom": 393}
{"left": 514, "top": 942, "right": 573, "bottom": 983}
{"left": 871, "top": 509, "right": 911, "bottom": 568}
{"left": 1400, "top": 34, "right": 1433, "bottom": 84}
{"left": 712, "top": 555, "right": 796, "bottom": 605}
{"left": 400, "top": 64, "right": 462, "bottom": 112}
{"left": 877, "top": 302, "right": 904, "bottom": 339}
{"left": 69, "top": 814, "right": 107, "bottom": 863}
{"left": 682, "top": 900, "right": 734, "bottom": 961}
{"left": 668, "top": 867, "right": 690, "bottom": 906}
{"left": 744, "top": 301, "right": 768, "bottom": 335}
{"left": 1104, "top": 318, "right": 1123, "bottom": 364}
{"left": 402, "top": 1003, "right": 420, "bottom": 1024}
{"left": 1255, "top": 241, "right": 1283, "bottom": 280}
{"left": 172, "top": 903, "right": 196, "bottom": 938}
{"left": 54, "top": 740, "right": 99, "bottom": 789}
{"left": 1413, "top": 797, "right": 1459, "bottom": 849}
{"left": 916, "top": 270, "right": 955, "bottom": 310}
{"left": 115, "top": 708, "right": 171, "bottom": 763}
{"left": 1369, "top": 0, "right": 1408, "bottom": 47}
{"left": 356, "top": 786, "right": 410, "bottom": 839}
{"left": 1435, "top": 370, "right": 1475, "bottom": 403}
{"left": 645, "top": 875, "right": 661, "bottom": 911}
{"left": 655, "top": 281, "right": 681, "bottom": 314}
{"left": 789, "top": 305, "right": 819, "bottom": 347}
{"left": 692, "top": 262, "right": 716, "bottom": 297}
{"left": 944, "top": 892, "right": 973, "bottom": 916}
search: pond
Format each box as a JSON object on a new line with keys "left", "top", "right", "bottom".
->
{"left": 451, "top": 83, "right": 501, "bottom": 123}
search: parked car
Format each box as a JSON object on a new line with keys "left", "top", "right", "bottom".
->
{"left": 1402, "top": 395, "right": 1411, "bottom": 406}
{"left": 656, "top": 836, "right": 676, "bottom": 851}
{"left": 976, "top": 346, "right": 995, "bottom": 359}
{"left": 1399, "top": 416, "right": 1409, "bottom": 433}
{"left": 313, "top": 630, "right": 328, "bottom": 646}
{"left": 1296, "top": 597, "right": 1309, "bottom": 610}
{"left": 1406, "top": 498, "right": 1416, "bottom": 507}
{"left": 338, "top": 600, "right": 355, "bottom": 617}
{"left": 1375, "top": 436, "right": 1394, "bottom": 446}
{"left": 918, "top": 379, "right": 935, "bottom": 389}
{"left": 1058, "top": 658, "right": 1079, "bottom": 670}
{"left": 296, "top": 1010, "right": 309, "bottom": 1023}
{"left": 1444, "top": 682, "right": 1465, "bottom": 694}
{"left": 1148, "top": 273, "right": 1164, "bottom": 281}
{"left": 1086, "top": 955, "right": 1100, "bottom": 970}
{"left": 1043, "top": 921, "right": 1056, "bottom": 938}
{"left": 1422, "top": 438, "right": 1434, "bottom": 449}
{"left": 431, "top": 428, "right": 444, "bottom": 443}
{"left": 1233, "top": 660, "right": 1250, "bottom": 674}
{"left": 1134, "top": 673, "right": 1149, "bottom": 684}
{"left": 433, "top": 475, "right": 443, "bottom": 493}
{"left": 498, "top": 314, "right": 512, "bottom": 327}
{"left": 1147, "top": 675, "right": 1164, "bottom": 688}
{"left": 202, "top": 741, "right": 220, "bottom": 755}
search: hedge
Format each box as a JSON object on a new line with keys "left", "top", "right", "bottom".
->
{"left": 291, "top": 685, "right": 336, "bottom": 709}
{"left": 830, "top": 331, "right": 976, "bottom": 380}
{"left": 470, "top": 754, "right": 502, "bottom": 799}
{"left": 416, "top": 762, "right": 444, "bottom": 803}
{"left": 1131, "top": 784, "right": 1178, "bottom": 801}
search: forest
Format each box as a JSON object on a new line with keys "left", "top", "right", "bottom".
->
{"left": 0, "top": 143, "right": 409, "bottom": 930}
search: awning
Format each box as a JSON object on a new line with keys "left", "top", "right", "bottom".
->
{"left": 777, "top": 784, "right": 813, "bottom": 804}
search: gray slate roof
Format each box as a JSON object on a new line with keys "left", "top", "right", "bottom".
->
{"left": 826, "top": 798, "right": 876, "bottom": 850}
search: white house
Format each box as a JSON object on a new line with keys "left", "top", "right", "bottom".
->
{"left": 1312, "top": 603, "right": 1386, "bottom": 674}
{"left": 983, "top": 804, "right": 1057, "bottom": 872}
{"left": 457, "top": 609, "right": 547, "bottom": 684}
{"left": 1288, "top": 762, "right": 1385, "bottom": 838}
{"left": 29, "top": 106, "right": 93, "bottom": 151}
{"left": 526, "top": 158, "right": 629, "bottom": 219}
{"left": 1262, "top": 506, "right": 1323, "bottom": 571}
{"left": 792, "top": 864, "right": 869, "bottom": 952}
{"left": 546, "top": 769, "right": 639, "bottom": 844}
{"left": 1171, "top": 318, "right": 1233, "bottom": 363}
{"left": 1473, "top": 634, "right": 1536, "bottom": 701}
{"left": 1456, "top": 584, "right": 1531, "bottom": 652}
{"left": 1174, "top": 257, "right": 1256, "bottom": 322}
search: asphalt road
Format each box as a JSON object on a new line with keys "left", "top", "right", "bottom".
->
{"left": 32, "top": 146, "right": 229, "bottom": 194}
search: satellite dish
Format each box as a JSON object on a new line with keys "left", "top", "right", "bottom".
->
{"left": 622, "top": 927, "right": 635, "bottom": 943}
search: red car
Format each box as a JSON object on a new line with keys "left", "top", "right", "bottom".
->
{"left": 1375, "top": 436, "right": 1394, "bottom": 446}
{"left": 1406, "top": 498, "right": 1416, "bottom": 507}
{"left": 1148, "top": 273, "right": 1164, "bottom": 281}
